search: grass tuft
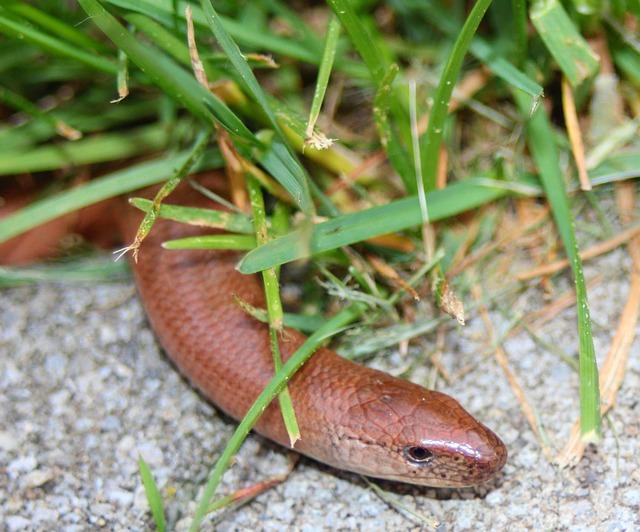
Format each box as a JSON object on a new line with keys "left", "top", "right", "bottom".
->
{"left": 1, "top": 1, "right": 639, "bottom": 527}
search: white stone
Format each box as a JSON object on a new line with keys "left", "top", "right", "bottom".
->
{"left": 8, "top": 455, "right": 37, "bottom": 475}
{"left": 6, "top": 516, "right": 31, "bottom": 531}
{"left": 0, "top": 430, "right": 19, "bottom": 451}
{"left": 136, "top": 441, "right": 164, "bottom": 467}
{"left": 106, "top": 487, "right": 134, "bottom": 507}
{"left": 21, "top": 468, "right": 55, "bottom": 488}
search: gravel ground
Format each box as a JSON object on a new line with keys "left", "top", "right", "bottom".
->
{"left": 1, "top": 246, "right": 639, "bottom": 531}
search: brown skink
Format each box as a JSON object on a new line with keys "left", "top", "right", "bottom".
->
{"left": 2, "top": 177, "right": 507, "bottom": 487}
{"left": 121, "top": 178, "right": 507, "bottom": 487}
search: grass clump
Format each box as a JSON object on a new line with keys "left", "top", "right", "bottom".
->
{"left": 1, "top": 0, "right": 639, "bottom": 528}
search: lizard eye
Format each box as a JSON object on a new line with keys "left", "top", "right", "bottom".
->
{"left": 404, "top": 446, "right": 434, "bottom": 464}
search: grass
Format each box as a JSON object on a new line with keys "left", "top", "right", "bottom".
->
{"left": 1, "top": 0, "right": 639, "bottom": 529}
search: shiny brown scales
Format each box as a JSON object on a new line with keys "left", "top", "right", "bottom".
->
{"left": 0, "top": 175, "right": 507, "bottom": 487}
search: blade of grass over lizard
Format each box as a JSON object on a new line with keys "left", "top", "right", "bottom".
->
{"left": 515, "top": 90, "right": 601, "bottom": 442}
{"left": 0, "top": 260, "right": 129, "bottom": 287}
{"left": 188, "top": 304, "right": 365, "bottom": 532}
{"left": 0, "top": 151, "right": 222, "bottom": 244}
{"left": 238, "top": 178, "right": 508, "bottom": 274}
{"left": 125, "top": 129, "right": 212, "bottom": 259}
{"left": 163, "top": 234, "right": 256, "bottom": 251}
{"left": 241, "top": 306, "right": 327, "bottom": 334}
{"left": 130, "top": 199, "right": 253, "bottom": 234}
{"left": 246, "top": 174, "right": 300, "bottom": 445}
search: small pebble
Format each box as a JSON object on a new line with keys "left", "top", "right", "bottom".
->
{"left": 21, "top": 469, "right": 55, "bottom": 489}
{"left": 8, "top": 455, "right": 37, "bottom": 475}
{"left": 6, "top": 516, "right": 31, "bottom": 532}
{"left": 1, "top": 250, "right": 638, "bottom": 530}
{"left": 0, "top": 430, "right": 19, "bottom": 451}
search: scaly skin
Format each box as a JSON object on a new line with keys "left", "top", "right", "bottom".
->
{"left": 121, "top": 178, "right": 507, "bottom": 487}
{"left": 2, "top": 176, "right": 507, "bottom": 487}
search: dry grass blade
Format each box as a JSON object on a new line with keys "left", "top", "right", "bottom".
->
{"left": 516, "top": 224, "right": 640, "bottom": 281}
{"left": 207, "top": 455, "right": 298, "bottom": 514}
{"left": 449, "top": 206, "right": 549, "bottom": 277}
{"left": 186, "top": 5, "right": 209, "bottom": 87}
{"left": 526, "top": 274, "right": 603, "bottom": 330}
{"left": 561, "top": 77, "right": 591, "bottom": 191}
{"left": 472, "top": 284, "right": 554, "bottom": 460}
{"left": 367, "top": 254, "right": 420, "bottom": 300}
{"left": 363, "top": 478, "right": 439, "bottom": 529}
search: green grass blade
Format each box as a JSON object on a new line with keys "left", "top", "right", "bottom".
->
{"left": 188, "top": 303, "right": 364, "bottom": 532}
{"left": 198, "top": 0, "right": 289, "bottom": 137}
{"left": 106, "top": 0, "right": 320, "bottom": 64}
{"left": 515, "top": 90, "right": 601, "bottom": 442}
{"left": 414, "top": 0, "right": 543, "bottom": 98}
{"left": 587, "top": 152, "right": 640, "bottom": 186}
{"left": 238, "top": 178, "right": 507, "bottom": 274}
{"left": 246, "top": 175, "right": 300, "bottom": 445}
{"left": 163, "top": 234, "right": 256, "bottom": 250}
{"left": 373, "top": 64, "right": 416, "bottom": 193}
{"left": 130, "top": 198, "right": 253, "bottom": 233}
{"left": 6, "top": 1, "right": 108, "bottom": 53}
{"left": 127, "top": 130, "right": 211, "bottom": 255}
{"left": 0, "top": 151, "right": 222, "bottom": 244}
{"left": 0, "top": 10, "right": 117, "bottom": 74}
{"left": 0, "top": 84, "right": 81, "bottom": 141}
{"left": 125, "top": 13, "right": 193, "bottom": 67}
{"left": 0, "top": 124, "right": 166, "bottom": 175}
{"left": 0, "top": 260, "right": 129, "bottom": 287}
{"left": 77, "top": 0, "right": 255, "bottom": 140}
{"left": 511, "top": 0, "right": 527, "bottom": 62}
{"left": 611, "top": 40, "right": 640, "bottom": 86}
{"left": 530, "top": 0, "right": 600, "bottom": 88}
{"left": 326, "top": 0, "right": 386, "bottom": 83}
{"left": 199, "top": 0, "right": 314, "bottom": 215}
{"left": 305, "top": 15, "right": 340, "bottom": 138}
{"left": 470, "top": 38, "right": 542, "bottom": 98}
{"left": 138, "top": 456, "right": 166, "bottom": 532}
{"left": 420, "top": 0, "right": 494, "bottom": 192}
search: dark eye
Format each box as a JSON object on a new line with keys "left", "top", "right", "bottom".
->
{"left": 404, "top": 446, "right": 434, "bottom": 464}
